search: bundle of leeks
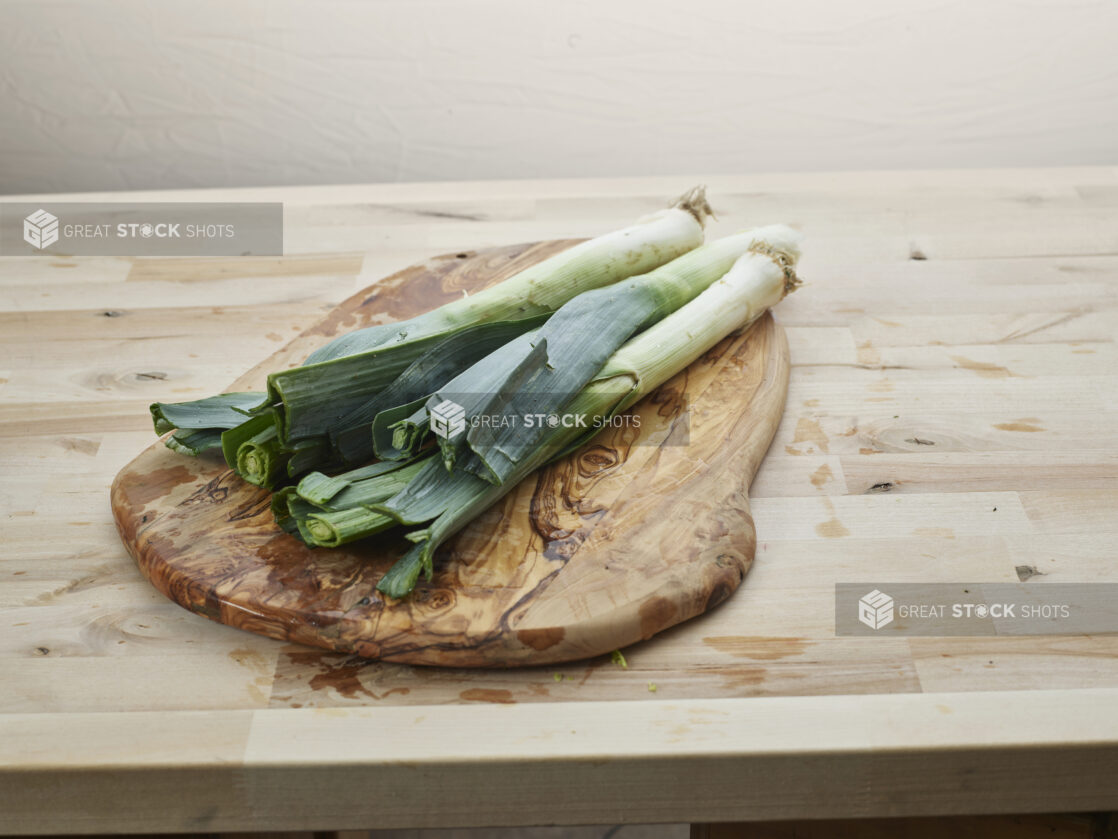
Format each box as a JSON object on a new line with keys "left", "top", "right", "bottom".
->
{"left": 275, "top": 225, "right": 802, "bottom": 598}
{"left": 152, "top": 188, "right": 714, "bottom": 487}
{"left": 149, "top": 191, "right": 803, "bottom": 599}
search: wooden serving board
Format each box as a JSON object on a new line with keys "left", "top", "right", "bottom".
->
{"left": 111, "top": 240, "right": 790, "bottom": 666}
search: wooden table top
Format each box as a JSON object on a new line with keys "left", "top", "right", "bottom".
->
{"left": 2, "top": 169, "right": 1117, "bottom": 834}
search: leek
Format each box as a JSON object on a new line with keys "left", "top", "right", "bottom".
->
{"left": 276, "top": 456, "right": 431, "bottom": 548}
{"left": 147, "top": 194, "right": 805, "bottom": 605}
{"left": 423, "top": 227, "right": 802, "bottom": 485}
{"left": 370, "top": 225, "right": 803, "bottom": 597}
{"left": 265, "top": 188, "right": 713, "bottom": 449}
{"left": 151, "top": 188, "right": 713, "bottom": 484}
{"left": 151, "top": 392, "right": 262, "bottom": 456}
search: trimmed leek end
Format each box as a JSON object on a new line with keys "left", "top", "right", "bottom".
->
{"left": 303, "top": 507, "right": 395, "bottom": 548}
{"left": 162, "top": 428, "right": 223, "bottom": 456}
{"left": 389, "top": 417, "right": 428, "bottom": 459}
{"left": 295, "top": 471, "right": 347, "bottom": 507}
{"left": 236, "top": 439, "right": 290, "bottom": 488}
{"left": 304, "top": 516, "right": 338, "bottom": 546}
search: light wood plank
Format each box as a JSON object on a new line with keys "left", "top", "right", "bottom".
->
{"left": 2, "top": 170, "right": 1118, "bottom": 831}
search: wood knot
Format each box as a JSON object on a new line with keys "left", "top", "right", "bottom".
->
{"left": 866, "top": 481, "right": 895, "bottom": 493}
{"left": 578, "top": 445, "right": 619, "bottom": 476}
{"left": 414, "top": 588, "right": 455, "bottom": 610}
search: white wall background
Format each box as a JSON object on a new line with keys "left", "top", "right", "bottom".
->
{"left": 2, "top": 0, "right": 1116, "bottom": 194}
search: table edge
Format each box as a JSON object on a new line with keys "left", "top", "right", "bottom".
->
{"left": 3, "top": 687, "right": 1117, "bottom": 833}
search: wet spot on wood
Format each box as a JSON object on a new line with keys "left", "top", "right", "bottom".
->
{"left": 703, "top": 636, "right": 809, "bottom": 660}
{"left": 517, "top": 626, "right": 565, "bottom": 651}
{"left": 785, "top": 417, "right": 829, "bottom": 455}
{"left": 290, "top": 651, "right": 410, "bottom": 702}
{"left": 856, "top": 340, "right": 881, "bottom": 366}
{"left": 459, "top": 688, "right": 515, "bottom": 704}
{"left": 300, "top": 653, "right": 372, "bottom": 698}
{"left": 228, "top": 647, "right": 270, "bottom": 670}
{"left": 719, "top": 667, "right": 767, "bottom": 689}
{"left": 28, "top": 568, "right": 111, "bottom": 605}
{"left": 994, "top": 419, "right": 1045, "bottom": 433}
{"left": 809, "top": 463, "right": 833, "bottom": 489}
{"left": 59, "top": 436, "right": 100, "bottom": 456}
{"left": 815, "top": 518, "right": 850, "bottom": 538}
{"left": 950, "top": 355, "right": 1018, "bottom": 379}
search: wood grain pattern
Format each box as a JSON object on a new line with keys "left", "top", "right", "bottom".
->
{"left": 110, "top": 241, "right": 789, "bottom": 665}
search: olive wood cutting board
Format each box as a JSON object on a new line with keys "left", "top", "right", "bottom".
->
{"left": 111, "top": 240, "right": 790, "bottom": 666}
